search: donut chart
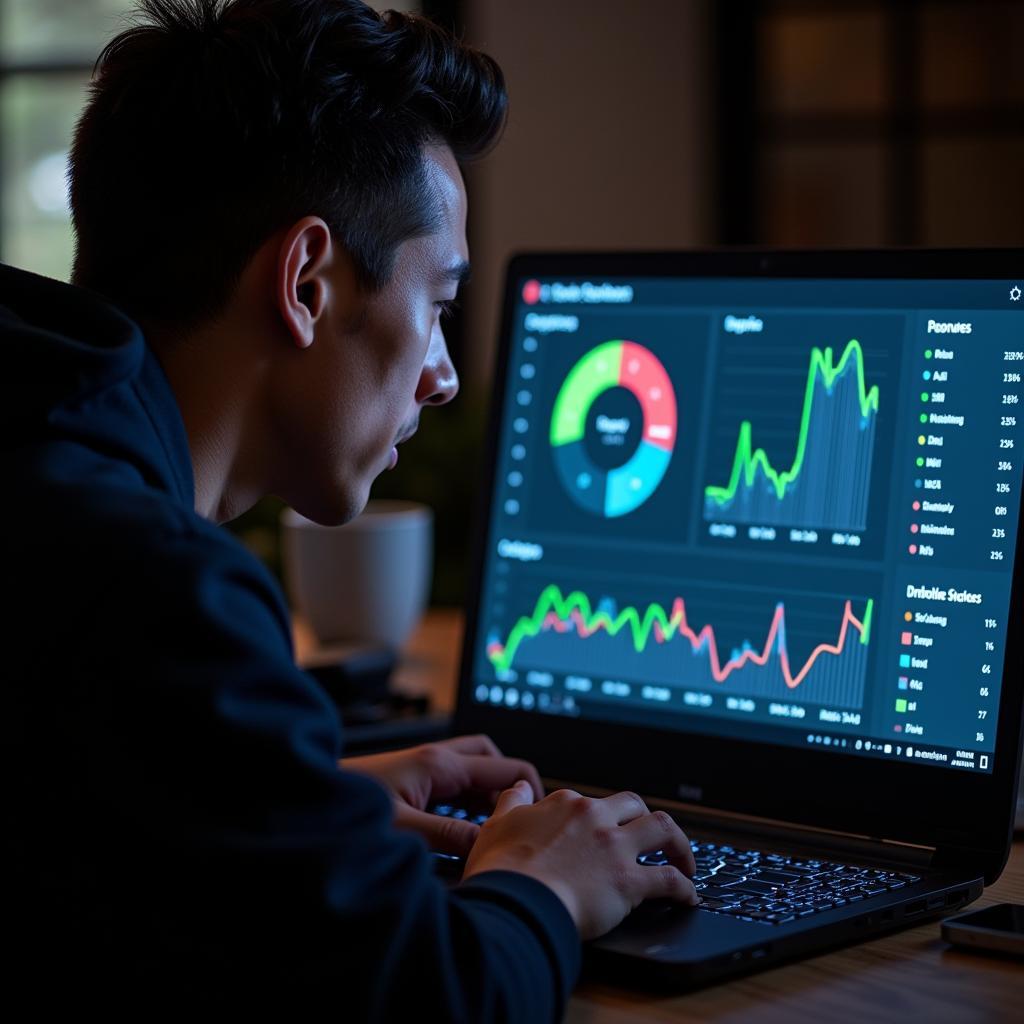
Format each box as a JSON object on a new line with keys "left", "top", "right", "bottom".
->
{"left": 550, "top": 340, "right": 677, "bottom": 517}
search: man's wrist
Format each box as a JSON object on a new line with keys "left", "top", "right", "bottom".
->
{"left": 464, "top": 861, "right": 580, "bottom": 933}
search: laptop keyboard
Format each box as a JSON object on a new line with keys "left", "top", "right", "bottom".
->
{"left": 643, "top": 838, "right": 919, "bottom": 924}
{"left": 430, "top": 803, "right": 921, "bottom": 925}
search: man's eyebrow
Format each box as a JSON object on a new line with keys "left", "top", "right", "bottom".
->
{"left": 441, "top": 260, "right": 472, "bottom": 287}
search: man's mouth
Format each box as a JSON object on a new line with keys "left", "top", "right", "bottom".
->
{"left": 387, "top": 424, "right": 418, "bottom": 470}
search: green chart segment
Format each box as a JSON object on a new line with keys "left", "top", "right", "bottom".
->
{"left": 550, "top": 340, "right": 677, "bottom": 517}
{"left": 704, "top": 339, "right": 881, "bottom": 532}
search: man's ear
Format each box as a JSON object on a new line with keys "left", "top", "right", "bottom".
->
{"left": 276, "top": 216, "right": 358, "bottom": 349}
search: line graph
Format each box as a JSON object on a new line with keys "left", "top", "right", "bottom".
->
{"left": 487, "top": 584, "right": 873, "bottom": 708}
{"left": 704, "top": 339, "right": 880, "bottom": 532}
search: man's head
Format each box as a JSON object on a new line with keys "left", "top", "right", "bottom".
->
{"left": 67, "top": 0, "right": 505, "bottom": 523}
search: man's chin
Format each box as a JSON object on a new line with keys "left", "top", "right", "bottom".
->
{"left": 285, "top": 485, "right": 367, "bottom": 528}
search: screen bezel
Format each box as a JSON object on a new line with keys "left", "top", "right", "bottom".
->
{"left": 454, "top": 249, "right": 1024, "bottom": 882}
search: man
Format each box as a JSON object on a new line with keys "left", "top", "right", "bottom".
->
{"left": 2, "top": 0, "right": 697, "bottom": 1016}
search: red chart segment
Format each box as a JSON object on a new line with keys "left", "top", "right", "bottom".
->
{"left": 621, "top": 341, "right": 677, "bottom": 451}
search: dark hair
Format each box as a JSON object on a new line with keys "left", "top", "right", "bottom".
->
{"left": 68, "top": 0, "right": 506, "bottom": 329}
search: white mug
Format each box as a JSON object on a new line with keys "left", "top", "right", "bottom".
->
{"left": 280, "top": 500, "right": 433, "bottom": 648}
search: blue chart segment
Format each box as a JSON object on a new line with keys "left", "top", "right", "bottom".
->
{"left": 488, "top": 585, "right": 873, "bottom": 710}
{"left": 704, "top": 339, "right": 880, "bottom": 532}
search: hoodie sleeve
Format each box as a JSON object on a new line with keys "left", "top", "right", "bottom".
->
{"left": 79, "top": 514, "right": 581, "bottom": 1019}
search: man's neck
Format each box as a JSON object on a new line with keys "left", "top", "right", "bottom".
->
{"left": 148, "top": 326, "right": 269, "bottom": 524}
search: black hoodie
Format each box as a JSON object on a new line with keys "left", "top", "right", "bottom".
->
{"left": 0, "top": 262, "right": 579, "bottom": 1016}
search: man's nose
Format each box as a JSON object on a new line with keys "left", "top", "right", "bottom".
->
{"left": 417, "top": 332, "right": 460, "bottom": 406}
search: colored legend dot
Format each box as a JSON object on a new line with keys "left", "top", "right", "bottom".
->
{"left": 918, "top": 435, "right": 926, "bottom": 445}
{"left": 914, "top": 479, "right": 922, "bottom": 488}
{"left": 916, "top": 457, "right": 924, "bottom": 466}
{"left": 904, "top": 611, "right": 913, "bottom": 621}
{"left": 909, "top": 544, "right": 918, "bottom": 554}
{"left": 925, "top": 350, "right": 933, "bottom": 359}
{"left": 921, "top": 392, "right": 929, "bottom": 402}
{"left": 913, "top": 500, "right": 921, "bottom": 510}
{"left": 911, "top": 523, "right": 919, "bottom": 533}
{"left": 920, "top": 413, "right": 928, "bottom": 423}
{"left": 923, "top": 370, "right": 931, "bottom": 381}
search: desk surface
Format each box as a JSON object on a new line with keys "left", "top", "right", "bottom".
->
{"left": 296, "top": 609, "right": 1024, "bottom": 1023}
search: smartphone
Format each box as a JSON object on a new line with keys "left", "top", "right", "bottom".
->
{"left": 942, "top": 903, "right": 1024, "bottom": 957}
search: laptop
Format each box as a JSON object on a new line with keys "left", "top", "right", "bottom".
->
{"left": 434, "top": 249, "right": 1024, "bottom": 988}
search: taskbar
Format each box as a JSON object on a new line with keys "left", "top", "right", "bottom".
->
{"left": 471, "top": 677, "right": 995, "bottom": 775}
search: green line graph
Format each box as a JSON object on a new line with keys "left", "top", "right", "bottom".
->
{"left": 485, "top": 583, "right": 874, "bottom": 705}
{"left": 489, "top": 585, "right": 678, "bottom": 672}
{"left": 704, "top": 339, "right": 880, "bottom": 531}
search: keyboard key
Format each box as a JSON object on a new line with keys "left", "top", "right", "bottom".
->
{"left": 638, "top": 851, "right": 669, "bottom": 866}
{"left": 755, "top": 869, "right": 801, "bottom": 884}
{"left": 724, "top": 880, "right": 779, "bottom": 896}
{"left": 696, "top": 885, "right": 743, "bottom": 901}
{"left": 697, "top": 897, "right": 735, "bottom": 910}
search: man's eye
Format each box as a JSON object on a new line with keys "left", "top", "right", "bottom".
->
{"left": 435, "top": 299, "right": 460, "bottom": 320}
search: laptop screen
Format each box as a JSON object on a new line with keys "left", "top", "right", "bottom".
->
{"left": 467, "top": 269, "right": 1024, "bottom": 776}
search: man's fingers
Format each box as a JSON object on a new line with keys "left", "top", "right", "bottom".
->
{"left": 640, "top": 864, "right": 701, "bottom": 906}
{"left": 458, "top": 755, "right": 544, "bottom": 802}
{"left": 622, "top": 811, "right": 697, "bottom": 877}
{"left": 394, "top": 804, "right": 480, "bottom": 857}
{"left": 490, "top": 779, "right": 535, "bottom": 818}
{"left": 438, "top": 734, "right": 503, "bottom": 758}
{"left": 600, "top": 790, "right": 650, "bottom": 826}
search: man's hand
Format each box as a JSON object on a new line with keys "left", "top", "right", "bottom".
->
{"left": 340, "top": 734, "right": 543, "bottom": 857}
{"left": 463, "top": 783, "right": 698, "bottom": 941}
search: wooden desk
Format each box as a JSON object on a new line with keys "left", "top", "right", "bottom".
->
{"left": 297, "top": 609, "right": 1024, "bottom": 1022}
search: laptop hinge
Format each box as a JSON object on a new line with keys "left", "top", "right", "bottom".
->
{"left": 543, "top": 777, "right": 938, "bottom": 870}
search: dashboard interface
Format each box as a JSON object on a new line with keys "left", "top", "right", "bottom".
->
{"left": 470, "top": 274, "right": 1024, "bottom": 774}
